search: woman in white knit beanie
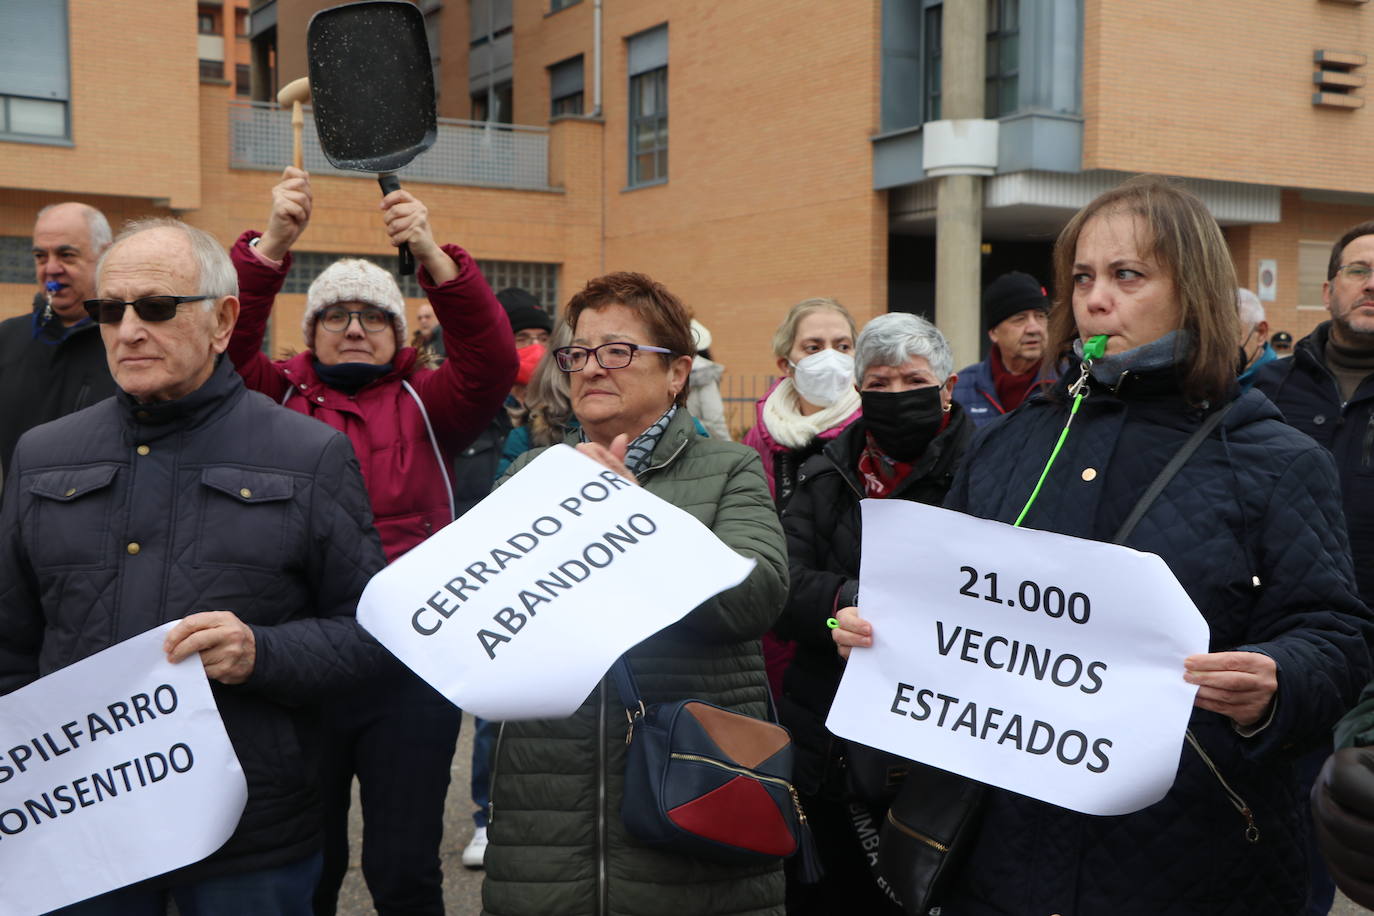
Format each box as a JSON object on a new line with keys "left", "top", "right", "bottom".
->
{"left": 223, "top": 166, "right": 519, "bottom": 915}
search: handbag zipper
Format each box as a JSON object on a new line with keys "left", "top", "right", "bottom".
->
{"left": 668, "top": 752, "right": 809, "bottom": 825}
{"left": 487, "top": 721, "right": 506, "bottom": 826}
{"left": 884, "top": 807, "right": 949, "bottom": 853}
{"left": 1185, "top": 730, "right": 1260, "bottom": 843}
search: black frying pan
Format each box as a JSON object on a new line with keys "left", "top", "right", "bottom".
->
{"left": 307, "top": 0, "right": 437, "bottom": 276}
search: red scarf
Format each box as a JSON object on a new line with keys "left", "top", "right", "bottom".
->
{"left": 989, "top": 346, "right": 1042, "bottom": 413}
{"left": 857, "top": 413, "right": 950, "bottom": 498}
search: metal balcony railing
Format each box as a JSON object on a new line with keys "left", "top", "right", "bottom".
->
{"left": 228, "top": 100, "right": 550, "bottom": 190}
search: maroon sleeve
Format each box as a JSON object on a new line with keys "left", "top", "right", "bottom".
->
{"left": 228, "top": 231, "right": 292, "bottom": 402}
{"left": 409, "top": 243, "right": 519, "bottom": 455}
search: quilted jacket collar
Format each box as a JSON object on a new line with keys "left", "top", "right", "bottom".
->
{"left": 117, "top": 355, "right": 244, "bottom": 437}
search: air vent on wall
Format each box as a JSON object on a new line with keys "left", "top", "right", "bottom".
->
{"left": 1313, "top": 50, "right": 1366, "bottom": 108}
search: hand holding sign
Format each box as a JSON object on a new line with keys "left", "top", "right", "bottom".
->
{"left": 576, "top": 434, "right": 639, "bottom": 486}
{"left": 0, "top": 624, "right": 246, "bottom": 915}
{"left": 357, "top": 444, "right": 755, "bottom": 721}
{"left": 831, "top": 605, "right": 870, "bottom": 659}
{"left": 1184, "top": 651, "right": 1278, "bottom": 727}
{"left": 164, "top": 611, "right": 258, "bottom": 685}
{"left": 826, "top": 500, "right": 1210, "bottom": 817}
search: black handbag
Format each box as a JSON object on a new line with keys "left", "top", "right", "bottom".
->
{"left": 875, "top": 403, "right": 1234, "bottom": 915}
{"left": 609, "top": 657, "right": 822, "bottom": 877}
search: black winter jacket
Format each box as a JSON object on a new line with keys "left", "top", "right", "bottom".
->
{"left": 777, "top": 410, "right": 971, "bottom": 794}
{"left": 938, "top": 367, "right": 1373, "bottom": 916}
{"left": 0, "top": 358, "right": 391, "bottom": 882}
{"left": 1252, "top": 321, "right": 1374, "bottom": 610}
{"left": 0, "top": 300, "right": 116, "bottom": 481}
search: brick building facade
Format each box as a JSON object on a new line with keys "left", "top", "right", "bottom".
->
{"left": 2, "top": 0, "right": 1371, "bottom": 432}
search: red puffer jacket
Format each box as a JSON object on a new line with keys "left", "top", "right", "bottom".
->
{"left": 228, "top": 231, "right": 517, "bottom": 562}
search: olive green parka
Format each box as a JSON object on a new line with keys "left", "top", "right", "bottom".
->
{"left": 482, "top": 410, "right": 789, "bottom": 916}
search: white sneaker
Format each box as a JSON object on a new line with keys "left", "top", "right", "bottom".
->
{"left": 462, "top": 826, "right": 488, "bottom": 869}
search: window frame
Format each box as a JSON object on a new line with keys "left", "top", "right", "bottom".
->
{"left": 626, "top": 25, "right": 669, "bottom": 188}
{"left": 984, "top": 0, "right": 1020, "bottom": 119}
{"left": 923, "top": 3, "right": 942, "bottom": 123}
{"left": 0, "top": 0, "right": 74, "bottom": 144}
{"left": 627, "top": 65, "right": 667, "bottom": 186}
{"left": 549, "top": 54, "right": 585, "bottom": 117}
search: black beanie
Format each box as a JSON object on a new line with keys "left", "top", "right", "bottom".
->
{"left": 983, "top": 271, "right": 1049, "bottom": 331}
{"left": 496, "top": 287, "right": 554, "bottom": 335}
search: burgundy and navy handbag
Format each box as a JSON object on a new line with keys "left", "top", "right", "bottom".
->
{"left": 610, "top": 656, "right": 821, "bottom": 877}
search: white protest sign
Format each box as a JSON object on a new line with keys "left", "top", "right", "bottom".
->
{"left": 826, "top": 500, "right": 1209, "bottom": 816}
{"left": 358, "top": 444, "right": 757, "bottom": 720}
{"left": 0, "top": 623, "right": 247, "bottom": 915}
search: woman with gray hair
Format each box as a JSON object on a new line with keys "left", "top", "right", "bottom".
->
{"left": 774, "top": 311, "right": 971, "bottom": 913}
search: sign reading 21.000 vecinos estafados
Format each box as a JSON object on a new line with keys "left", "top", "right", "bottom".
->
{"left": 826, "top": 500, "right": 1209, "bottom": 817}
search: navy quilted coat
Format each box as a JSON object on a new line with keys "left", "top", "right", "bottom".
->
{"left": 0, "top": 358, "right": 391, "bottom": 883}
{"left": 938, "top": 366, "right": 1373, "bottom": 916}
{"left": 1252, "top": 321, "right": 1374, "bottom": 610}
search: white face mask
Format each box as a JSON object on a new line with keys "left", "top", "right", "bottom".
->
{"left": 789, "top": 348, "right": 855, "bottom": 408}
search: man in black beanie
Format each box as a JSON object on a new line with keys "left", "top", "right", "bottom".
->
{"left": 496, "top": 286, "right": 553, "bottom": 348}
{"left": 951, "top": 270, "right": 1058, "bottom": 427}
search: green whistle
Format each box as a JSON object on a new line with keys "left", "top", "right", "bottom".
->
{"left": 1082, "top": 334, "right": 1108, "bottom": 360}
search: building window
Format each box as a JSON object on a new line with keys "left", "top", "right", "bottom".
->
{"left": 469, "top": 0, "right": 513, "bottom": 121}
{"left": 236, "top": 9, "right": 249, "bottom": 37}
{"left": 1298, "top": 240, "right": 1333, "bottom": 310}
{"left": 0, "top": 236, "right": 33, "bottom": 283}
{"left": 0, "top": 1, "right": 72, "bottom": 141}
{"left": 471, "top": 79, "right": 512, "bottom": 123}
{"left": 198, "top": 12, "right": 217, "bottom": 34}
{"left": 421, "top": 0, "right": 442, "bottom": 105}
{"left": 985, "top": 0, "right": 1019, "bottom": 118}
{"left": 550, "top": 0, "right": 581, "bottom": 11}
{"left": 923, "top": 5, "right": 942, "bottom": 122}
{"left": 627, "top": 25, "right": 668, "bottom": 186}
{"left": 236, "top": 64, "right": 251, "bottom": 97}
{"left": 549, "top": 55, "right": 584, "bottom": 116}
{"left": 200, "top": 59, "right": 225, "bottom": 80}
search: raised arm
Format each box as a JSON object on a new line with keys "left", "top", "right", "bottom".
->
{"left": 382, "top": 190, "right": 518, "bottom": 456}
{"left": 227, "top": 167, "right": 313, "bottom": 400}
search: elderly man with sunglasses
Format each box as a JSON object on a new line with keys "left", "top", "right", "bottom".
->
{"left": 0, "top": 218, "right": 393, "bottom": 914}
{"left": 226, "top": 167, "right": 517, "bottom": 916}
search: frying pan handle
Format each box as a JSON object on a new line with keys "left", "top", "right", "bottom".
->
{"left": 377, "top": 173, "right": 415, "bottom": 276}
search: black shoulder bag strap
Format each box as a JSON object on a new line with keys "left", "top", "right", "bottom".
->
{"left": 1106, "top": 401, "right": 1261, "bottom": 844}
{"left": 1111, "top": 402, "right": 1233, "bottom": 545}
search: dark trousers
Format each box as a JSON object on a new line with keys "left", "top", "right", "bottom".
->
{"left": 785, "top": 793, "right": 903, "bottom": 915}
{"left": 312, "top": 672, "right": 462, "bottom": 916}
{"left": 52, "top": 853, "right": 322, "bottom": 916}
{"left": 470, "top": 716, "right": 498, "bottom": 828}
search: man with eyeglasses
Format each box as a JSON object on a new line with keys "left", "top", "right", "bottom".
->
{"left": 1254, "top": 221, "right": 1374, "bottom": 915}
{"left": 0, "top": 218, "right": 392, "bottom": 914}
{"left": 0, "top": 202, "right": 117, "bottom": 485}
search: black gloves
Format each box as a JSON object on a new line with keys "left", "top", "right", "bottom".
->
{"left": 1313, "top": 746, "right": 1374, "bottom": 909}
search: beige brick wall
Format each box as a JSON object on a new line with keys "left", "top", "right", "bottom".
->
{"left": 1085, "top": 0, "right": 1374, "bottom": 194}
{"left": 3, "top": 0, "right": 202, "bottom": 208}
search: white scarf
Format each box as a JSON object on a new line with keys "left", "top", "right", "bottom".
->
{"left": 761, "top": 377, "right": 860, "bottom": 450}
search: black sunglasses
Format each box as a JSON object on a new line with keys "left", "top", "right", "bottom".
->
{"left": 83, "top": 295, "right": 212, "bottom": 325}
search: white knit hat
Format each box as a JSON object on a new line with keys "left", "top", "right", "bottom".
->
{"left": 303, "top": 258, "right": 408, "bottom": 350}
{"left": 690, "top": 318, "right": 712, "bottom": 353}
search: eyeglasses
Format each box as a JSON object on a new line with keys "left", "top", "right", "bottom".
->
{"left": 515, "top": 329, "right": 550, "bottom": 347}
{"left": 83, "top": 295, "right": 211, "bottom": 324}
{"left": 319, "top": 307, "right": 392, "bottom": 333}
{"left": 1335, "top": 264, "right": 1373, "bottom": 283}
{"left": 554, "top": 342, "right": 676, "bottom": 372}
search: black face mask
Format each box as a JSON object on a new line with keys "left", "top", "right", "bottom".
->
{"left": 860, "top": 386, "right": 945, "bottom": 461}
